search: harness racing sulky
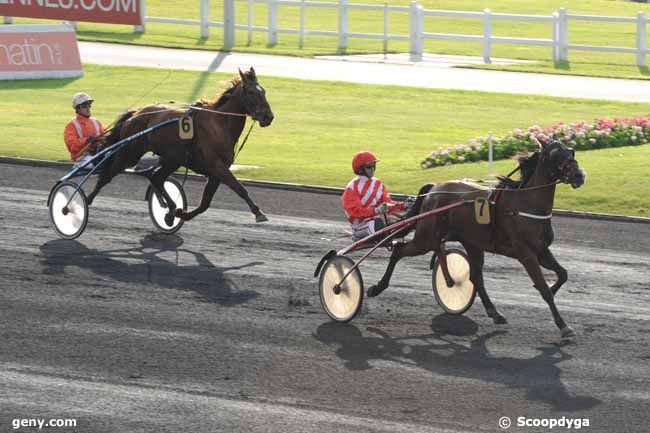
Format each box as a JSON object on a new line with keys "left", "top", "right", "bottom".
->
{"left": 316, "top": 138, "right": 586, "bottom": 340}
{"left": 48, "top": 67, "right": 274, "bottom": 240}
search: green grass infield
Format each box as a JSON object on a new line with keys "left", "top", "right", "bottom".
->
{"left": 10, "top": 0, "right": 650, "bottom": 80}
{"left": 1, "top": 63, "right": 648, "bottom": 217}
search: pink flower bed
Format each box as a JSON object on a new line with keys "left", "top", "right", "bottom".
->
{"left": 421, "top": 117, "right": 650, "bottom": 168}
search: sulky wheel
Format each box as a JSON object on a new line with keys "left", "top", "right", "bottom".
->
{"left": 319, "top": 255, "right": 364, "bottom": 323}
{"left": 148, "top": 177, "right": 187, "bottom": 234}
{"left": 432, "top": 248, "right": 477, "bottom": 315}
{"left": 48, "top": 181, "right": 89, "bottom": 240}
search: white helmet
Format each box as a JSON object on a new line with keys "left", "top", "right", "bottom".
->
{"left": 72, "top": 92, "right": 93, "bottom": 109}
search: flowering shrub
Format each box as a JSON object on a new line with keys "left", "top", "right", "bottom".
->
{"left": 421, "top": 117, "right": 650, "bottom": 168}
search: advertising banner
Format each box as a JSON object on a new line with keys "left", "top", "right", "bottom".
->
{"left": 0, "top": 24, "right": 83, "bottom": 79}
{"left": 0, "top": 0, "right": 142, "bottom": 25}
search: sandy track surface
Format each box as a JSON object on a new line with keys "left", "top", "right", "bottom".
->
{"left": 1, "top": 163, "right": 649, "bottom": 432}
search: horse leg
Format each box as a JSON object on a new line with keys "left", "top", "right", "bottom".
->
{"left": 86, "top": 158, "right": 124, "bottom": 206}
{"left": 86, "top": 170, "right": 111, "bottom": 206}
{"left": 87, "top": 138, "right": 147, "bottom": 205}
{"left": 367, "top": 240, "right": 429, "bottom": 298}
{"left": 210, "top": 162, "right": 267, "bottom": 222}
{"left": 516, "top": 246, "right": 574, "bottom": 339}
{"left": 175, "top": 177, "right": 220, "bottom": 221}
{"left": 464, "top": 244, "right": 507, "bottom": 324}
{"left": 148, "top": 163, "right": 181, "bottom": 227}
{"left": 538, "top": 247, "right": 568, "bottom": 296}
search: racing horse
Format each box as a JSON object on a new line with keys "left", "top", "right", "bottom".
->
{"left": 86, "top": 67, "right": 274, "bottom": 225}
{"left": 367, "top": 139, "right": 586, "bottom": 339}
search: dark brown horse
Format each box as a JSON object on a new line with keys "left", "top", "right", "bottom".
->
{"left": 368, "top": 139, "right": 586, "bottom": 339}
{"left": 87, "top": 67, "right": 274, "bottom": 226}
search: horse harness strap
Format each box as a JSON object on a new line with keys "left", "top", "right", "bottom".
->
{"left": 513, "top": 211, "right": 553, "bottom": 220}
{"left": 501, "top": 209, "right": 553, "bottom": 220}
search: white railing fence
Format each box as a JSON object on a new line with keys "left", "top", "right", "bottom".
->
{"left": 4, "top": 2, "right": 650, "bottom": 66}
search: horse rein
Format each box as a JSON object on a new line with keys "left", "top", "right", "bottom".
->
{"left": 234, "top": 120, "right": 257, "bottom": 161}
{"left": 417, "top": 180, "right": 560, "bottom": 197}
{"left": 90, "top": 105, "right": 256, "bottom": 158}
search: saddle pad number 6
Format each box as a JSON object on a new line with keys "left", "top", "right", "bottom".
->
{"left": 474, "top": 197, "right": 490, "bottom": 225}
{"left": 179, "top": 115, "right": 194, "bottom": 140}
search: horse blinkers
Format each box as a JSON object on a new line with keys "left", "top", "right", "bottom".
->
{"left": 544, "top": 143, "right": 585, "bottom": 189}
{"left": 239, "top": 68, "right": 274, "bottom": 127}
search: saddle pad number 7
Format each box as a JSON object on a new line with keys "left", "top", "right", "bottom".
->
{"left": 474, "top": 197, "right": 490, "bottom": 225}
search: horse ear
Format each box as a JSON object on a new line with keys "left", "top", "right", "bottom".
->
{"left": 249, "top": 67, "right": 257, "bottom": 81}
{"left": 238, "top": 68, "right": 246, "bottom": 82}
{"left": 530, "top": 134, "right": 544, "bottom": 150}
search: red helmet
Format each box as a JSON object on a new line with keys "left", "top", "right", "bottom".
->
{"left": 352, "top": 151, "right": 379, "bottom": 173}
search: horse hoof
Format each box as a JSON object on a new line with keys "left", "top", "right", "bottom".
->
{"left": 367, "top": 284, "right": 386, "bottom": 298}
{"left": 560, "top": 326, "right": 576, "bottom": 340}
{"left": 492, "top": 314, "right": 508, "bottom": 325}
{"left": 164, "top": 214, "right": 175, "bottom": 227}
{"left": 256, "top": 213, "right": 268, "bottom": 223}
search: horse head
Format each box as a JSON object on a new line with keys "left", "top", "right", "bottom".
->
{"left": 239, "top": 67, "right": 274, "bottom": 127}
{"left": 540, "top": 140, "right": 586, "bottom": 189}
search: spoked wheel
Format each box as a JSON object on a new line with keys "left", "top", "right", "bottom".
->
{"left": 148, "top": 177, "right": 187, "bottom": 234}
{"left": 432, "top": 248, "right": 476, "bottom": 315}
{"left": 48, "top": 181, "right": 88, "bottom": 240}
{"left": 319, "top": 255, "right": 364, "bottom": 323}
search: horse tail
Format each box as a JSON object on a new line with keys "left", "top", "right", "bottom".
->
{"left": 404, "top": 183, "right": 435, "bottom": 220}
{"left": 104, "top": 110, "right": 136, "bottom": 146}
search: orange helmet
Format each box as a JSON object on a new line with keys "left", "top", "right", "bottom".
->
{"left": 352, "top": 151, "right": 379, "bottom": 174}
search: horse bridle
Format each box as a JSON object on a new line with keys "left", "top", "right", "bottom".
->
{"left": 544, "top": 144, "right": 576, "bottom": 184}
{"left": 240, "top": 82, "right": 264, "bottom": 120}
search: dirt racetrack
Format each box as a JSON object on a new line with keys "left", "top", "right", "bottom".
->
{"left": 1, "top": 162, "right": 649, "bottom": 433}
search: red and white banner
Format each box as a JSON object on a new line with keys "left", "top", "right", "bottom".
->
{"left": 0, "top": 0, "right": 143, "bottom": 25}
{"left": 0, "top": 24, "right": 82, "bottom": 79}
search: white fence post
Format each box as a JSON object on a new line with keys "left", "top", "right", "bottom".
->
{"left": 558, "top": 7, "right": 568, "bottom": 61}
{"left": 134, "top": 0, "right": 145, "bottom": 33}
{"left": 268, "top": 0, "right": 278, "bottom": 45}
{"left": 637, "top": 12, "right": 647, "bottom": 67}
{"left": 409, "top": 1, "right": 423, "bottom": 61}
{"left": 248, "top": 0, "right": 253, "bottom": 45}
{"left": 224, "top": 0, "right": 235, "bottom": 49}
{"left": 483, "top": 9, "right": 492, "bottom": 64}
{"left": 552, "top": 12, "right": 559, "bottom": 62}
{"left": 200, "top": 0, "right": 210, "bottom": 38}
{"left": 338, "top": 0, "right": 348, "bottom": 50}
{"left": 4, "top": 17, "right": 13, "bottom": 24}
{"left": 299, "top": 0, "right": 306, "bottom": 49}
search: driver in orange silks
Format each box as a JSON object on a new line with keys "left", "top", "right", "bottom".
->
{"left": 64, "top": 92, "right": 105, "bottom": 169}
{"left": 342, "top": 151, "right": 407, "bottom": 240}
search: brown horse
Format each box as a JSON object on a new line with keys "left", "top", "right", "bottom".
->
{"left": 367, "top": 139, "right": 586, "bottom": 339}
{"left": 87, "top": 67, "right": 274, "bottom": 226}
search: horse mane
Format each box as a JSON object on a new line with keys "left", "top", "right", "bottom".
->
{"left": 497, "top": 151, "right": 540, "bottom": 189}
{"left": 193, "top": 78, "right": 241, "bottom": 109}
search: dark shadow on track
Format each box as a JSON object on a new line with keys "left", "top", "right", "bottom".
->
{"left": 39, "top": 233, "right": 262, "bottom": 305}
{"left": 314, "top": 315, "right": 601, "bottom": 411}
